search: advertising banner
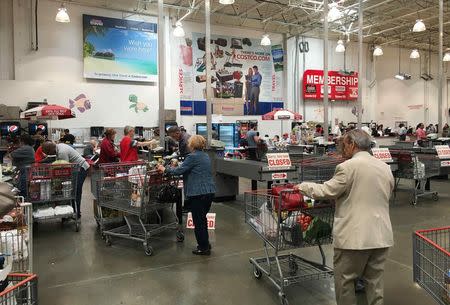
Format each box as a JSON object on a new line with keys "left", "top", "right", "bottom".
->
{"left": 83, "top": 15, "right": 158, "bottom": 82}
{"left": 303, "top": 69, "right": 358, "bottom": 101}
{"left": 178, "top": 33, "right": 283, "bottom": 115}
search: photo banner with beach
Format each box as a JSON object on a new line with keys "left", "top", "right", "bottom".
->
{"left": 83, "top": 15, "right": 158, "bottom": 82}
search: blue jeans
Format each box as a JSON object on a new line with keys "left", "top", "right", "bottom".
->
{"left": 74, "top": 167, "right": 88, "bottom": 218}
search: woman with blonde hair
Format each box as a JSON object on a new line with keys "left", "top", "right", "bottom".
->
{"left": 158, "top": 135, "right": 216, "bottom": 255}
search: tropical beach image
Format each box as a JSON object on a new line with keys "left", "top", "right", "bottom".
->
{"left": 83, "top": 17, "right": 158, "bottom": 82}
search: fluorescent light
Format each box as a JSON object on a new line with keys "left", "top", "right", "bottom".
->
{"left": 173, "top": 21, "right": 185, "bottom": 38}
{"left": 373, "top": 45, "right": 383, "bottom": 56}
{"left": 261, "top": 34, "right": 271, "bottom": 46}
{"left": 328, "top": 3, "right": 343, "bottom": 22}
{"left": 335, "top": 40, "right": 345, "bottom": 53}
{"left": 394, "top": 73, "right": 411, "bottom": 80}
{"left": 394, "top": 74, "right": 405, "bottom": 80}
{"left": 443, "top": 48, "right": 450, "bottom": 62}
{"left": 219, "top": 0, "right": 235, "bottom": 4}
{"left": 413, "top": 19, "right": 426, "bottom": 32}
{"left": 410, "top": 49, "right": 420, "bottom": 59}
{"left": 55, "top": 4, "right": 70, "bottom": 23}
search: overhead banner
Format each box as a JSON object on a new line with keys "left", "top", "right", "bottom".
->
{"left": 178, "top": 33, "right": 283, "bottom": 116}
{"left": 303, "top": 69, "right": 358, "bottom": 101}
{"left": 83, "top": 15, "right": 158, "bottom": 82}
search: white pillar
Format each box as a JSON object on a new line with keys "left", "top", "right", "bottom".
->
{"left": 323, "top": 0, "right": 329, "bottom": 139}
{"left": 158, "top": 0, "right": 165, "bottom": 146}
{"left": 205, "top": 0, "right": 212, "bottom": 146}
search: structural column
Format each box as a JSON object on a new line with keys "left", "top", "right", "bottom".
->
{"left": 158, "top": 0, "right": 165, "bottom": 146}
{"left": 438, "top": 0, "right": 443, "bottom": 133}
{"left": 323, "top": 0, "right": 329, "bottom": 139}
{"left": 357, "top": 0, "right": 363, "bottom": 129}
{"left": 205, "top": 0, "right": 212, "bottom": 146}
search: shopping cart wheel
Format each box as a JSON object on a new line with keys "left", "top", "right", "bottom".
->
{"left": 410, "top": 199, "right": 417, "bottom": 206}
{"left": 176, "top": 231, "right": 185, "bottom": 242}
{"left": 143, "top": 243, "right": 154, "bottom": 256}
{"left": 75, "top": 221, "right": 80, "bottom": 232}
{"left": 105, "top": 236, "right": 112, "bottom": 246}
{"left": 288, "top": 260, "right": 298, "bottom": 276}
{"left": 278, "top": 292, "right": 289, "bottom": 305}
{"left": 253, "top": 266, "right": 262, "bottom": 279}
{"left": 432, "top": 193, "right": 439, "bottom": 201}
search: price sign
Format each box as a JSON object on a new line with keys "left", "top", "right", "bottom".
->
{"left": 435, "top": 145, "right": 450, "bottom": 159}
{"left": 271, "top": 172, "right": 288, "bottom": 180}
{"left": 186, "top": 213, "right": 216, "bottom": 230}
{"left": 441, "top": 160, "right": 450, "bottom": 167}
{"left": 266, "top": 153, "right": 292, "bottom": 169}
{"left": 371, "top": 148, "right": 393, "bottom": 162}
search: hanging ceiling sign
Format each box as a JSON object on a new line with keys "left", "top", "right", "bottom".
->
{"left": 303, "top": 69, "right": 358, "bottom": 101}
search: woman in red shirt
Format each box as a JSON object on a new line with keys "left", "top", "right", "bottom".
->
{"left": 98, "top": 128, "right": 120, "bottom": 164}
{"left": 119, "top": 126, "right": 155, "bottom": 162}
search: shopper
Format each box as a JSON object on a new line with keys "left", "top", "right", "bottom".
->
{"left": 443, "top": 123, "right": 449, "bottom": 137}
{"left": 120, "top": 126, "right": 154, "bottom": 162}
{"left": 11, "top": 135, "right": 35, "bottom": 196}
{"left": 294, "top": 129, "right": 394, "bottom": 305}
{"left": 167, "top": 126, "right": 191, "bottom": 157}
{"left": 32, "top": 128, "right": 45, "bottom": 151}
{"left": 99, "top": 128, "right": 120, "bottom": 164}
{"left": 314, "top": 124, "right": 324, "bottom": 137}
{"left": 158, "top": 135, "right": 216, "bottom": 256}
{"left": 250, "top": 66, "right": 262, "bottom": 115}
{"left": 246, "top": 124, "right": 259, "bottom": 160}
{"left": 415, "top": 123, "right": 427, "bottom": 146}
{"left": 60, "top": 129, "right": 76, "bottom": 145}
{"left": 42, "top": 141, "right": 90, "bottom": 218}
{"left": 281, "top": 133, "right": 291, "bottom": 144}
{"left": 398, "top": 123, "right": 407, "bottom": 141}
{"left": 83, "top": 139, "right": 98, "bottom": 158}
{"left": 245, "top": 67, "right": 253, "bottom": 115}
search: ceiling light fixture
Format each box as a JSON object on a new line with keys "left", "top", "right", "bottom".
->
{"left": 219, "top": 0, "right": 235, "bottom": 4}
{"left": 373, "top": 45, "right": 383, "bottom": 56}
{"left": 443, "top": 48, "right": 450, "bottom": 62}
{"left": 394, "top": 43, "right": 411, "bottom": 81}
{"left": 410, "top": 49, "right": 420, "bottom": 59}
{"left": 55, "top": 4, "right": 70, "bottom": 23}
{"left": 335, "top": 39, "right": 345, "bottom": 53}
{"left": 173, "top": 21, "right": 185, "bottom": 38}
{"left": 261, "top": 34, "right": 271, "bottom": 46}
{"left": 327, "top": 3, "right": 343, "bottom": 22}
{"left": 413, "top": 19, "right": 426, "bottom": 32}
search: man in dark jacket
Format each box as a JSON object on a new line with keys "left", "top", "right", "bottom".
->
{"left": 11, "top": 135, "right": 35, "bottom": 196}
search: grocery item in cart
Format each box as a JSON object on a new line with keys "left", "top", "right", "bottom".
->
{"left": 271, "top": 185, "right": 307, "bottom": 211}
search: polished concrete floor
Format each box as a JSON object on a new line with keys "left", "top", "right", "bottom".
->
{"left": 34, "top": 177, "right": 450, "bottom": 305}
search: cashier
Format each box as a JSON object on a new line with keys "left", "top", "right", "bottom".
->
{"left": 281, "top": 133, "right": 291, "bottom": 144}
{"left": 99, "top": 128, "right": 119, "bottom": 164}
{"left": 120, "top": 126, "right": 155, "bottom": 162}
{"left": 246, "top": 124, "right": 259, "bottom": 160}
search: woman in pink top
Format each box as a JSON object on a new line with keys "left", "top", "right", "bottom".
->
{"left": 415, "top": 123, "right": 427, "bottom": 141}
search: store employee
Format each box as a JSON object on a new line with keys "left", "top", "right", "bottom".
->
{"left": 120, "top": 126, "right": 157, "bottom": 162}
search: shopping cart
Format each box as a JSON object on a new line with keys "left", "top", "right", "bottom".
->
{"left": 91, "top": 161, "right": 146, "bottom": 233}
{"left": 391, "top": 150, "right": 441, "bottom": 205}
{"left": 413, "top": 227, "right": 450, "bottom": 305}
{"left": 245, "top": 187, "right": 334, "bottom": 305}
{"left": 0, "top": 273, "right": 38, "bottom": 305}
{"left": 26, "top": 163, "right": 81, "bottom": 231}
{"left": 0, "top": 197, "right": 33, "bottom": 273}
{"left": 293, "top": 154, "right": 344, "bottom": 183}
{"left": 97, "top": 165, "right": 184, "bottom": 256}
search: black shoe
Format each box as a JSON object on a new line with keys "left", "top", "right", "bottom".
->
{"left": 197, "top": 244, "right": 212, "bottom": 250}
{"left": 355, "top": 279, "right": 366, "bottom": 293}
{"left": 192, "top": 249, "right": 211, "bottom": 256}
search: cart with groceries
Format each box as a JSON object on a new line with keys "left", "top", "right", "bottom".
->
{"left": 413, "top": 226, "right": 450, "bottom": 305}
{"left": 97, "top": 163, "right": 184, "bottom": 256}
{"left": 26, "top": 163, "right": 81, "bottom": 231}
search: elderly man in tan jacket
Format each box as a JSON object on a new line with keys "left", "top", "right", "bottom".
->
{"left": 295, "top": 129, "right": 394, "bottom": 305}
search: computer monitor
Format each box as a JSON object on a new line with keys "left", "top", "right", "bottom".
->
{"left": 90, "top": 126, "right": 104, "bottom": 137}
{"left": 1, "top": 122, "right": 21, "bottom": 138}
{"left": 28, "top": 123, "right": 48, "bottom": 136}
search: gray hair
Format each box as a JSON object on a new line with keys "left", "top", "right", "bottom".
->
{"left": 344, "top": 129, "right": 372, "bottom": 151}
{"left": 124, "top": 125, "right": 134, "bottom": 135}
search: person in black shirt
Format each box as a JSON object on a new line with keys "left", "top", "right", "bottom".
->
{"left": 11, "top": 135, "right": 35, "bottom": 196}
{"left": 60, "top": 129, "right": 75, "bottom": 145}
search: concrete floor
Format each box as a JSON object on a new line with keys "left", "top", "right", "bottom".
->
{"left": 34, "top": 177, "right": 450, "bottom": 305}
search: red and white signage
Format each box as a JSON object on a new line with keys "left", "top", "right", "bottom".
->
{"left": 186, "top": 213, "right": 216, "bottom": 230}
{"left": 303, "top": 69, "right": 358, "bottom": 101}
{"left": 440, "top": 160, "right": 450, "bottom": 167}
{"left": 266, "top": 153, "right": 292, "bottom": 169}
{"left": 271, "top": 172, "right": 288, "bottom": 180}
{"left": 435, "top": 145, "right": 450, "bottom": 159}
{"left": 372, "top": 148, "right": 393, "bottom": 163}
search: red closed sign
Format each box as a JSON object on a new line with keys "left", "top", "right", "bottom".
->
{"left": 266, "top": 153, "right": 292, "bottom": 169}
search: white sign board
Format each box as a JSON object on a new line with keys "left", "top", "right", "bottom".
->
{"left": 266, "top": 153, "right": 292, "bottom": 169}
{"left": 440, "top": 160, "right": 450, "bottom": 167}
{"left": 271, "top": 172, "right": 288, "bottom": 180}
{"left": 371, "top": 148, "right": 393, "bottom": 162}
{"left": 435, "top": 145, "right": 450, "bottom": 159}
{"left": 186, "top": 213, "right": 216, "bottom": 230}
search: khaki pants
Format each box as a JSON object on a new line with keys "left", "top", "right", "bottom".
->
{"left": 333, "top": 248, "right": 389, "bottom": 305}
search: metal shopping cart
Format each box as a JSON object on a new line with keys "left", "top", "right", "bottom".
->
{"left": 292, "top": 153, "right": 344, "bottom": 183}
{"left": 97, "top": 165, "right": 184, "bottom": 255}
{"left": 245, "top": 187, "right": 334, "bottom": 305}
{"left": 0, "top": 197, "right": 33, "bottom": 273}
{"left": 91, "top": 161, "right": 146, "bottom": 234}
{"left": 0, "top": 273, "right": 38, "bottom": 305}
{"left": 391, "top": 150, "right": 441, "bottom": 205}
{"left": 27, "top": 163, "right": 81, "bottom": 231}
{"left": 413, "top": 227, "right": 450, "bottom": 305}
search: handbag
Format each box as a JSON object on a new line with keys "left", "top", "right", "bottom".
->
{"left": 156, "top": 184, "right": 180, "bottom": 203}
